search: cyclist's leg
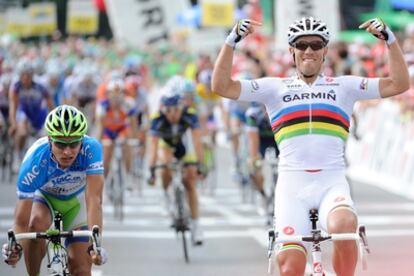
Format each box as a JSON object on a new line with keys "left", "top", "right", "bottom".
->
{"left": 120, "top": 129, "right": 132, "bottom": 174}
{"left": 102, "top": 131, "right": 115, "bottom": 178}
{"left": 275, "top": 171, "right": 310, "bottom": 276}
{"left": 137, "top": 127, "right": 146, "bottom": 160}
{"left": 25, "top": 191, "right": 53, "bottom": 276}
{"left": 13, "top": 111, "right": 29, "bottom": 171}
{"left": 182, "top": 152, "right": 203, "bottom": 244}
{"left": 182, "top": 154, "right": 199, "bottom": 220}
{"left": 158, "top": 140, "right": 173, "bottom": 190}
{"left": 67, "top": 218, "right": 91, "bottom": 275}
{"left": 253, "top": 138, "right": 276, "bottom": 199}
{"left": 46, "top": 193, "right": 91, "bottom": 275}
{"left": 319, "top": 172, "right": 358, "bottom": 276}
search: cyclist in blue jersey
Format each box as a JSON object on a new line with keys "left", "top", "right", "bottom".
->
{"left": 2, "top": 105, "right": 107, "bottom": 275}
{"left": 8, "top": 60, "right": 54, "bottom": 172}
{"left": 213, "top": 17, "right": 409, "bottom": 276}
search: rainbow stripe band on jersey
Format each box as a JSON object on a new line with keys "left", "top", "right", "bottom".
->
{"left": 271, "top": 103, "right": 350, "bottom": 144}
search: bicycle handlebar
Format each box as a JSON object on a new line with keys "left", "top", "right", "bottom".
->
{"left": 274, "top": 232, "right": 360, "bottom": 244}
{"left": 152, "top": 161, "right": 199, "bottom": 170}
{"left": 9, "top": 227, "right": 99, "bottom": 241}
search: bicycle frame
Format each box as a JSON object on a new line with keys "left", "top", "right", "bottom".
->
{"left": 267, "top": 209, "right": 370, "bottom": 276}
{"left": 7, "top": 213, "right": 101, "bottom": 276}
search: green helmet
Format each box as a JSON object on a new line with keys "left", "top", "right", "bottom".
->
{"left": 45, "top": 105, "right": 88, "bottom": 137}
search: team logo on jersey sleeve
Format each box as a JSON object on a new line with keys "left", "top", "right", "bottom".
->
{"left": 359, "top": 78, "right": 368, "bottom": 91}
{"left": 250, "top": 80, "right": 259, "bottom": 92}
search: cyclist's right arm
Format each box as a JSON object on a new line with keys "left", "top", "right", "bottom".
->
{"left": 2, "top": 199, "right": 32, "bottom": 266}
{"left": 8, "top": 84, "right": 18, "bottom": 132}
{"left": 13, "top": 200, "right": 32, "bottom": 234}
{"left": 5, "top": 159, "right": 36, "bottom": 265}
{"left": 212, "top": 45, "right": 241, "bottom": 100}
{"left": 212, "top": 19, "right": 261, "bottom": 100}
{"left": 148, "top": 113, "right": 164, "bottom": 168}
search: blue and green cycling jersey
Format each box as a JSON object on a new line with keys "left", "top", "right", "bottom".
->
{"left": 16, "top": 135, "right": 104, "bottom": 200}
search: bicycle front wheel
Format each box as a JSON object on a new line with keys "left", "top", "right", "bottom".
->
{"left": 181, "top": 230, "right": 189, "bottom": 263}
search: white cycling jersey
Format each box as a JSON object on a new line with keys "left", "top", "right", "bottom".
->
{"left": 239, "top": 74, "right": 381, "bottom": 171}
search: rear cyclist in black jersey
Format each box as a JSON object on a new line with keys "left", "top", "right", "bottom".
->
{"left": 245, "top": 103, "right": 280, "bottom": 217}
{"left": 147, "top": 91, "right": 206, "bottom": 245}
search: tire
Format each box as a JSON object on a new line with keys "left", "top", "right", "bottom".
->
{"left": 174, "top": 184, "right": 190, "bottom": 262}
{"left": 182, "top": 230, "right": 189, "bottom": 263}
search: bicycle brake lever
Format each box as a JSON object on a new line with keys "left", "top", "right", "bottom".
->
{"left": 359, "top": 225, "right": 370, "bottom": 254}
{"left": 267, "top": 229, "right": 276, "bottom": 258}
{"left": 92, "top": 225, "right": 101, "bottom": 252}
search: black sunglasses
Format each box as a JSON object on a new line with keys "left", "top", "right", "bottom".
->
{"left": 50, "top": 138, "right": 83, "bottom": 150}
{"left": 293, "top": 40, "right": 326, "bottom": 51}
{"left": 163, "top": 106, "right": 182, "bottom": 113}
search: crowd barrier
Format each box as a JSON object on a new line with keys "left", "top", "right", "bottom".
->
{"left": 347, "top": 99, "right": 414, "bottom": 200}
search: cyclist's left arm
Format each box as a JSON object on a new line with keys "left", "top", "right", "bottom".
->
{"left": 379, "top": 41, "right": 410, "bottom": 98}
{"left": 359, "top": 18, "right": 409, "bottom": 98}
{"left": 85, "top": 174, "right": 104, "bottom": 231}
{"left": 191, "top": 128, "right": 204, "bottom": 165}
{"left": 187, "top": 111, "right": 204, "bottom": 163}
{"left": 84, "top": 138, "right": 104, "bottom": 231}
{"left": 43, "top": 87, "right": 54, "bottom": 111}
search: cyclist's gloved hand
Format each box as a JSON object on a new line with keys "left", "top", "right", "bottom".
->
{"left": 359, "top": 18, "right": 396, "bottom": 45}
{"left": 89, "top": 245, "right": 108, "bottom": 265}
{"left": 147, "top": 166, "right": 156, "bottom": 186}
{"left": 2, "top": 242, "right": 22, "bottom": 266}
{"left": 197, "top": 162, "right": 208, "bottom": 178}
{"left": 225, "top": 19, "right": 262, "bottom": 48}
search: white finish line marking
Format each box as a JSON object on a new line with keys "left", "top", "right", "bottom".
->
{"left": 100, "top": 228, "right": 414, "bottom": 239}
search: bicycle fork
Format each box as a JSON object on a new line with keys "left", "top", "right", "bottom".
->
{"left": 311, "top": 242, "right": 324, "bottom": 276}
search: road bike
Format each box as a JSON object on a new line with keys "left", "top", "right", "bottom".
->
{"left": 263, "top": 147, "right": 279, "bottom": 226}
{"left": 236, "top": 129, "right": 255, "bottom": 204}
{"left": 130, "top": 138, "right": 145, "bottom": 197}
{"left": 267, "top": 208, "right": 370, "bottom": 276}
{"left": 152, "top": 160, "right": 199, "bottom": 263}
{"left": 201, "top": 140, "right": 217, "bottom": 196}
{"left": 6, "top": 212, "right": 102, "bottom": 276}
{"left": 104, "top": 138, "right": 126, "bottom": 221}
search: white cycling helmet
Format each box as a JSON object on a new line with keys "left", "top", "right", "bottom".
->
{"left": 287, "top": 17, "right": 330, "bottom": 45}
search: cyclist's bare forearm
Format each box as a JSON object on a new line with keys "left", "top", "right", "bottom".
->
{"left": 86, "top": 174, "right": 104, "bottom": 230}
{"left": 212, "top": 44, "right": 241, "bottom": 100}
{"left": 379, "top": 40, "right": 409, "bottom": 98}
{"left": 192, "top": 129, "right": 204, "bottom": 164}
{"left": 8, "top": 91, "right": 18, "bottom": 126}
{"left": 148, "top": 135, "right": 159, "bottom": 167}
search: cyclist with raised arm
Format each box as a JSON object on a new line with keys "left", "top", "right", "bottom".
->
{"left": 147, "top": 89, "right": 206, "bottom": 246}
{"left": 2, "top": 105, "right": 107, "bottom": 276}
{"left": 212, "top": 17, "right": 409, "bottom": 276}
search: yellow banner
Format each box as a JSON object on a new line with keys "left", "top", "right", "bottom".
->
{"left": 67, "top": 1, "right": 98, "bottom": 35}
{"left": 202, "top": 1, "right": 234, "bottom": 27}
{"left": 7, "top": 23, "right": 29, "bottom": 37}
{"left": 28, "top": 3, "right": 57, "bottom": 36}
{"left": 6, "top": 8, "right": 30, "bottom": 37}
{"left": 68, "top": 16, "right": 98, "bottom": 34}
